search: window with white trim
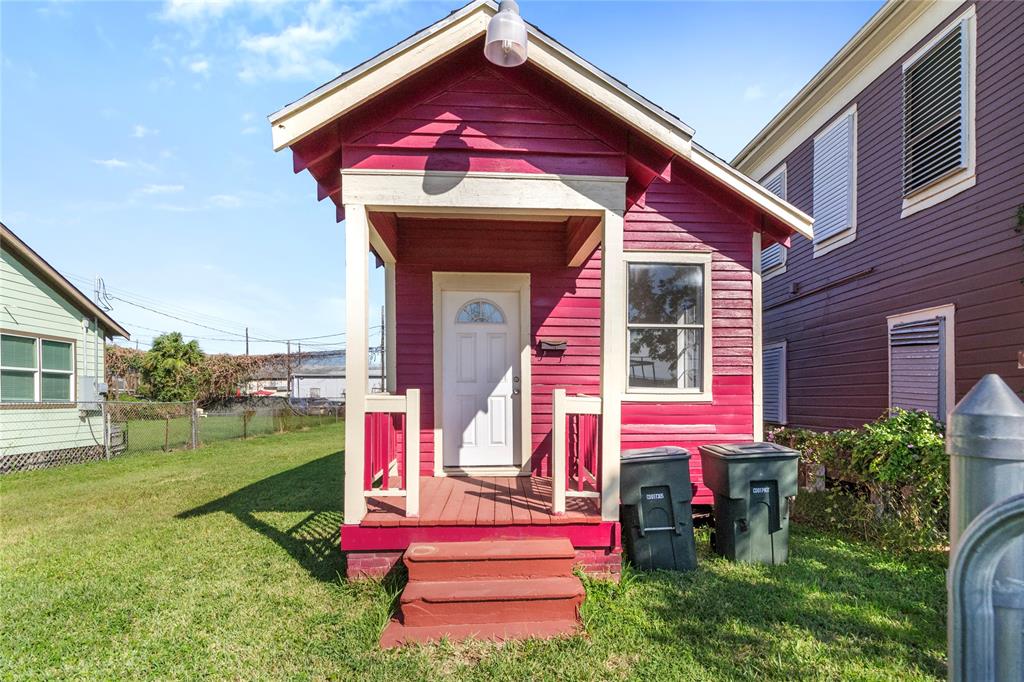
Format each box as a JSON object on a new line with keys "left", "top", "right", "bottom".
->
{"left": 902, "top": 16, "right": 971, "bottom": 198}
{"left": 625, "top": 252, "right": 712, "bottom": 398}
{"left": 812, "top": 107, "right": 857, "bottom": 253}
{"left": 759, "top": 165, "right": 788, "bottom": 274}
{"left": 0, "top": 334, "right": 74, "bottom": 403}
{"left": 763, "top": 342, "right": 787, "bottom": 425}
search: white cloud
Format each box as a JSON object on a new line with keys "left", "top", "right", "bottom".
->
{"left": 743, "top": 84, "right": 765, "bottom": 101}
{"left": 188, "top": 58, "right": 210, "bottom": 75}
{"left": 93, "top": 158, "right": 130, "bottom": 169}
{"left": 141, "top": 184, "right": 185, "bottom": 194}
{"left": 238, "top": 0, "right": 402, "bottom": 82}
{"left": 160, "top": 0, "right": 241, "bottom": 24}
{"left": 207, "top": 194, "right": 242, "bottom": 208}
{"left": 132, "top": 124, "right": 158, "bottom": 138}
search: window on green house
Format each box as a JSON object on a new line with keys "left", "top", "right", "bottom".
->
{"left": 0, "top": 334, "right": 75, "bottom": 403}
{"left": 41, "top": 340, "right": 73, "bottom": 401}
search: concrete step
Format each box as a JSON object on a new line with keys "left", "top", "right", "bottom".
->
{"left": 404, "top": 538, "right": 576, "bottom": 580}
{"left": 399, "top": 576, "right": 585, "bottom": 627}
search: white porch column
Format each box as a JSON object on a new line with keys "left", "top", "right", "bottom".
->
{"left": 384, "top": 262, "right": 397, "bottom": 394}
{"left": 752, "top": 231, "right": 764, "bottom": 441}
{"left": 344, "top": 203, "right": 370, "bottom": 525}
{"left": 600, "top": 209, "right": 625, "bottom": 521}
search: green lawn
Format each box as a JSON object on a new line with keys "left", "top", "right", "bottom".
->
{"left": 0, "top": 423, "right": 948, "bottom": 680}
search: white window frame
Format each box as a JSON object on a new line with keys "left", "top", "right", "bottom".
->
{"left": 763, "top": 341, "right": 787, "bottom": 425}
{"left": 623, "top": 251, "right": 713, "bottom": 402}
{"left": 760, "top": 164, "right": 789, "bottom": 281}
{"left": 886, "top": 304, "right": 955, "bottom": 421}
{"left": 0, "top": 332, "right": 76, "bottom": 404}
{"left": 812, "top": 104, "right": 858, "bottom": 258}
{"left": 900, "top": 5, "right": 977, "bottom": 218}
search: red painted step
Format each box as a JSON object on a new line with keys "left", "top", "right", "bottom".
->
{"left": 399, "top": 576, "right": 584, "bottom": 627}
{"left": 404, "top": 538, "right": 575, "bottom": 580}
{"left": 381, "top": 618, "right": 580, "bottom": 648}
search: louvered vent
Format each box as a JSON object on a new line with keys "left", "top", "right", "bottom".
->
{"left": 763, "top": 345, "right": 786, "bottom": 424}
{"left": 761, "top": 244, "right": 785, "bottom": 270}
{"left": 812, "top": 111, "right": 855, "bottom": 244}
{"left": 889, "top": 318, "right": 945, "bottom": 418}
{"left": 762, "top": 168, "right": 787, "bottom": 200}
{"left": 760, "top": 168, "right": 787, "bottom": 270}
{"left": 902, "top": 22, "right": 967, "bottom": 195}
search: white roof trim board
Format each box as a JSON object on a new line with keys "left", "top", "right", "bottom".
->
{"left": 269, "top": 0, "right": 813, "bottom": 240}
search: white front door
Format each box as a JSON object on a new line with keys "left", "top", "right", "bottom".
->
{"left": 442, "top": 290, "right": 519, "bottom": 468}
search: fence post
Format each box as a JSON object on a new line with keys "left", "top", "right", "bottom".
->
{"left": 102, "top": 401, "right": 110, "bottom": 460}
{"left": 164, "top": 416, "right": 170, "bottom": 452}
{"left": 190, "top": 401, "right": 198, "bottom": 449}
{"left": 243, "top": 410, "right": 249, "bottom": 440}
{"left": 946, "top": 374, "right": 1024, "bottom": 681}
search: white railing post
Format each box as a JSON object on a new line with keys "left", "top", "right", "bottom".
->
{"left": 344, "top": 204, "right": 369, "bottom": 525}
{"left": 405, "top": 389, "right": 420, "bottom": 517}
{"left": 552, "top": 389, "right": 567, "bottom": 514}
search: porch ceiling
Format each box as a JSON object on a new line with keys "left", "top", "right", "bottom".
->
{"left": 367, "top": 211, "right": 601, "bottom": 268}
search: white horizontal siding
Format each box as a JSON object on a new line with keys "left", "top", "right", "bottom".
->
{"left": 0, "top": 408, "right": 103, "bottom": 455}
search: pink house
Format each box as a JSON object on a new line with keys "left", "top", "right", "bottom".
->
{"left": 270, "top": 0, "right": 811, "bottom": 644}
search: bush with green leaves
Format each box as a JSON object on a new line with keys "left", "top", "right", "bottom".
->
{"left": 769, "top": 408, "right": 948, "bottom": 550}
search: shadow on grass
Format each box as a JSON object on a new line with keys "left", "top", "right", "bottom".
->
{"left": 177, "top": 450, "right": 346, "bottom": 583}
{"left": 616, "top": 529, "right": 947, "bottom": 679}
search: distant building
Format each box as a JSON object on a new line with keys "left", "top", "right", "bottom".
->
{"left": 1, "top": 223, "right": 130, "bottom": 470}
{"left": 244, "top": 350, "right": 383, "bottom": 400}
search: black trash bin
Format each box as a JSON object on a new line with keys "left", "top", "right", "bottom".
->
{"left": 699, "top": 443, "right": 800, "bottom": 565}
{"left": 620, "top": 446, "right": 697, "bottom": 571}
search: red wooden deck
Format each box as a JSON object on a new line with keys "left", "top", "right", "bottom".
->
{"left": 363, "top": 476, "right": 600, "bottom": 527}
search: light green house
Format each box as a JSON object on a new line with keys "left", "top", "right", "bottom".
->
{"left": 1, "top": 223, "right": 129, "bottom": 471}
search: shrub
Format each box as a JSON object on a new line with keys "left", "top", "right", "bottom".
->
{"left": 769, "top": 409, "right": 948, "bottom": 550}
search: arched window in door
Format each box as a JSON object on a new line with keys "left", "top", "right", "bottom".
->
{"left": 455, "top": 300, "right": 506, "bottom": 324}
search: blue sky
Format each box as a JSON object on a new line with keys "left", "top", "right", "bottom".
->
{"left": 1, "top": 0, "right": 881, "bottom": 355}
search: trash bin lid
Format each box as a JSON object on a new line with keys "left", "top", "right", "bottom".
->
{"left": 698, "top": 442, "right": 799, "bottom": 461}
{"left": 621, "top": 446, "right": 691, "bottom": 464}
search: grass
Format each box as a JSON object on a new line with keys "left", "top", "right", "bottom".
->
{"left": 0, "top": 423, "right": 948, "bottom": 680}
{"left": 118, "top": 412, "right": 343, "bottom": 454}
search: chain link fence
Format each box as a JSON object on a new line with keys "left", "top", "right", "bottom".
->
{"left": 0, "top": 398, "right": 344, "bottom": 474}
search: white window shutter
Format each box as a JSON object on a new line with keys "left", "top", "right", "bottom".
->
{"left": 903, "top": 22, "right": 968, "bottom": 195}
{"left": 763, "top": 344, "right": 786, "bottom": 424}
{"left": 812, "top": 110, "right": 855, "bottom": 244}
{"left": 889, "top": 318, "right": 945, "bottom": 418}
{"left": 760, "top": 167, "right": 787, "bottom": 271}
{"left": 761, "top": 243, "right": 785, "bottom": 270}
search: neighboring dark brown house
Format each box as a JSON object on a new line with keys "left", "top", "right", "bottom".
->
{"left": 735, "top": 0, "right": 1024, "bottom": 430}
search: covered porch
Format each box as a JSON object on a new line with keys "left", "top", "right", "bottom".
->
{"left": 340, "top": 171, "right": 626, "bottom": 544}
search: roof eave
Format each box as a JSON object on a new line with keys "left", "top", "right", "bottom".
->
{"left": 0, "top": 224, "right": 131, "bottom": 339}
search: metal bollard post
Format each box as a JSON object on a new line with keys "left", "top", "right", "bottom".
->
{"left": 946, "top": 374, "right": 1024, "bottom": 681}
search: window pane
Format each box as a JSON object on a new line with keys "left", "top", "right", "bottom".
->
{"left": 629, "top": 328, "right": 702, "bottom": 389}
{"left": 41, "top": 372, "right": 71, "bottom": 401}
{"left": 1, "top": 370, "right": 35, "bottom": 401}
{"left": 41, "top": 340, "right": 72, "bottom": 371}
{"left": 456, "top": 300, "right": 505, "bottom": 324}
{"left": 628, "top": 264, "right": 703, "bottom": 325}
{"left": 1, "top": 335, "right": 37, "bottom": 369}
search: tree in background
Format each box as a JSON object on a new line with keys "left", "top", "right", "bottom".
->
{"left": 139, "top": 332, "right": 205, "bottom": 402}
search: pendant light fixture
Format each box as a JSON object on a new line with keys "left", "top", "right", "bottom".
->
{"left": 484, "top": 0, "right": 528, "bottom": 67}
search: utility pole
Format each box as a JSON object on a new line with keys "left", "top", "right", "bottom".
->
{"left": 245, "top": 327, "right": 249, "bottom": 356}
{"left": 286, "top": 340, "right": 292, "bottom": 397}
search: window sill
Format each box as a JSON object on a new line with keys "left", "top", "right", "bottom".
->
{"left": 0, "top": 402, "right": 76, "bottom": 410}
{"left": 623, "top": 390, "right": 713, "bottom": 403}
{"left": 812, "top": 228, "right": 856, "bottom": 259}
{"left": 762, "top": 264, "right": 787, "bottom": 281}
{"left": 901, "top": 169, "right": 976, "bottom": 218}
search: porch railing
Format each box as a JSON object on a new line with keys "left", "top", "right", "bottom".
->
{"left": 551, "top": 388, "right": 602, "bottom": 514}
{"left": 363, "top": 389, "right": 420, "bottom": 517}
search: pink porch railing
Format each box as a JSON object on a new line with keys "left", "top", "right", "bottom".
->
{"left": 551, "top": 389, "right": 602, "bottom": 514}
{"left": 363, "top": 390, "right": 420, "bottom": 516}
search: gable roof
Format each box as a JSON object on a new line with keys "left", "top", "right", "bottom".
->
{"left": 269, "top": 0, "right": 812, "bottom": 240}
{"left": 1, "top": 223, "right": 130, "bottom": 339}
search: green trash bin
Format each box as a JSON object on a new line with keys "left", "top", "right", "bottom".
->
{"left": 699, "top": 443, "right": 800, "bottom": 565}
{"left": 620, "top": 447, "right": 697, "bottom": 571}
